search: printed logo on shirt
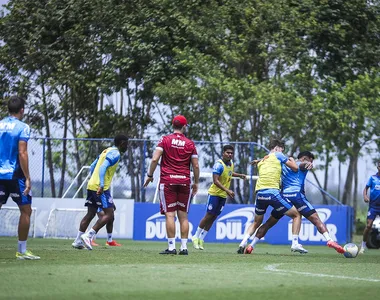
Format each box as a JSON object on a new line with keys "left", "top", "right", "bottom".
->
{"left": 171, "top": 139, "right": 185, "bottom": 147}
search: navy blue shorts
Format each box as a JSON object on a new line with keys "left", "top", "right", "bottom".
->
{"left": 85, "top": 189, "right": 114, "bottom": 209}
{"left": 0, "top": 179, "right": 32, "bottom": 206}
{"left": 367, "top": 207, "right": 380, "bottom": 220}
{"left": 281, "top": 192, "right": 316, "bottom": 218}
{"left": 255, "top": 189, "right": 293, "bottom": 219}
{"left": 206, "top": 195, "right": 226, "bottom": 216}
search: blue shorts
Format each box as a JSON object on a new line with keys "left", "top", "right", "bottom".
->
{"left": 85, "top": 189, "right": 114, "bottom": 209}
{"left": 206, "top": 195, "right": 226, "bottom": 216}
{"left": 0, "top": 179, "right": 32, "bottom": 206}
{"left": 255, "top": 189, "right": 293, "bottom": 219}
{"left": 96, "top": 202, "right": 116, "bottom": 213}
{"left": 367, "top": 207, "right": 380, "bottom": 220}
{"left": 282, "top": 192, "right": 316, "bottom": 218}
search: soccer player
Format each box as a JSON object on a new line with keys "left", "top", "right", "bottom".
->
{"left": 72, "top": 134, "right": 128, "bottom": 250}
{"left": 359, "top": 161, "right": 380, "bottom": 254}
{"left": 144, "top": 115, "right": 199, "bottom": 255}
{"left": 242, "top": 151, "right": 345, "bottom": 254}
{"left": 192, "top": 145, "right": 246, "bottom": 250}
{"left": 0, "top": 96, "right": 40, "bottom": 260}
{"left": 237, "top": 138, "right": 301, "bottom": 254}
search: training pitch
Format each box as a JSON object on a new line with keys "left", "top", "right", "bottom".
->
{"left": 0, "top": 237, "right": 379, "bottom": 300}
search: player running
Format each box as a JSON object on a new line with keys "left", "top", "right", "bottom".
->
{"left": 192, "top": 145, "right": 246, "bottom": 250}
{"left": 237, "top": 139, "right": 301, "bottom": 254}
{"left": 359, "top": 161, "right": 380, "bottom": 254}
{"left": 72, "top": 134, "right": 128, "bottom": 250}
{"left": 238, "top": 150, "right": 345, "bottom": 255}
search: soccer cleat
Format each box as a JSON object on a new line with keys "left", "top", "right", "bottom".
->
{"left": 72, "top": 241, "right": 85, "bottom": 249}
{"left": 327, "top": 240, "right": 345, "bottom": 254}
{"left": 159, "top": 249, "right": 177, "bottom": 255}
{"left": 192, "top": 237, "right": 200, "bottom": 250}
{"left": 237, "top": 246, "right": 245, "bottom": 254}
{"left": 244, "top": 245, "right": 254, "bottom": 254}
{"left": 179, "top": 249, "right": 188, "bottom": 255}
{"left": 91, "top": 240, "right": 99, "bottom": 247}
{"left": 199, "top": 239, "right": 204, "bottom": 250}
{"left": 80, "top": 233, "right": 93, "bottom": 250}
{"left": 359, "top": 246, "right": 367, "bottom": 254}
{"left": 106, "top": 240, "right": 121, "bottom": 246}
{"left": 16, "top": 250, "right": 40, "bottom": 260}
{"left": 291, "top": 243, "right": 308, "bottom": 254}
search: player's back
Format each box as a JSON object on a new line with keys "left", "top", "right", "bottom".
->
{"left": 255, "top": 152, "right": 287, "bottom": 191}
{"left": 0, "top": 116, "right": 30, "bottom": 179}
{"left": 158, "top": 133, "right": 197, "bottom": 184}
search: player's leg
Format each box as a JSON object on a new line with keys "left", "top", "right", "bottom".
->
{"left": 360, "top": 208, "right": 376, "bottom": 253}
{"left": 177, "top": 184, "right": 193, "bottom": 255}
{"left": 81, "top": 190, "right": 115, "bottom": 250}
{"left": 12, "top": 179, "right": 40, "bottom": 260}
{"left": 159, "top": 183, "right": 177, "bottom": 254}
{"left": 73, "top": 205, "right": 97, "bottom": 249}
{"left": 105, "top": 205, "right": 120, "bottom": 246}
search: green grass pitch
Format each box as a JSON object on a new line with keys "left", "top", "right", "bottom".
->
{"left": 0, "top": 237, "right": 379, "bottom": 300}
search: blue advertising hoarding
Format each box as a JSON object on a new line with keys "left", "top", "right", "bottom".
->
{"left": 133, "top": 203, "right": 353, "bottom": 245}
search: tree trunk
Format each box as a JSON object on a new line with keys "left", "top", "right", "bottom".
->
{"left": 41, "top": 83, "right": 56, "bottom": 197}
{"left": 71, "top": 88, "right": 83, "bottom": 198}
{"left": 58, "top": 86, "right": 69, "bottom": 197}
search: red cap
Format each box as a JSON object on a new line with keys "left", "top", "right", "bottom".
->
{"left": 172, "top": 115, "right": 187, "bottom": 127}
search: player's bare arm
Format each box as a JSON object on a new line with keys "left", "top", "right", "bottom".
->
{"left": 212, "top": 173, "right": 235, "bottom": 198}
{"left": 363, "top": 186, "right": 370, "bottom": 203}
{"left": 18, "top": 140, "right": 31, "bottom": 196}
{"left": 232, "top": 172, "right": 246, "bottom": 180}
{"left": 144, "top": 149, "right": 163, "bottom": 187}
{"left": 285, "top": 158, "right": 298, "bottom": 172}
{"left": 191, "top": 156, "right": 200, "bottom": 196}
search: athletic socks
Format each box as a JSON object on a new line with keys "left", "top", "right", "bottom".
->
{"left": 249, "top": 237, "right": 260, "bottom": 247}
{"left": 194, "top": 227, "right": 203, "bottom": 239}
{"left": 199, "top": 230, "right": 208, "bottom": 241}
{"left": 292, "top": 234, "right": 299, "bottom": 246}
{"left": 180, "top": 238, "right": 187, "bottom": 250}
{"left": 107, "top": 233, "right": 113, "bottom": 243}
{"left": 322, "top": 232, "right": 332, "bottom": 242}
{"left": 18, "top": 240, "right": 27, "bottom": 254}
{"left": 168, "top": 238, "right": 176, "bottom": 251}
{"left": 239, "top": 234, "right": 251, "bottom": 247}
{"left": 87, "top": 228, "right": 97, "bottom": 239}
{"left": 75, "top": 231, "right": 84, "bottom": 243}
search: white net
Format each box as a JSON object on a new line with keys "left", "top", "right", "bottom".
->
{"left": 0, "top": 206, "right": 37, "bottom": 237}
{"left": 43, "top": 208, "right": 98, "bottom": 239}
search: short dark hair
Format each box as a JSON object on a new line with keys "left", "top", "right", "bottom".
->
{"left": 268, "top": 138, "right": 285, "bottom": 150}
{"left": 297, "top": 151, "right": 314, "bottom": 160}
{"left": 223, "top": 145, "right": 234, "bottom": 152}
{"left": 114, "top": 134, "right": 128, "bottom": 147}
{"left": 8, "top": 96, "right": 25, "bottom": 114}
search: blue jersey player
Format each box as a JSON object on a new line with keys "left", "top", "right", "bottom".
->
{"left": 360, "top": 161, "right": 380, "bottom": 253}
{"left": 0, "top": 96, "right": 39, "bottom": 260}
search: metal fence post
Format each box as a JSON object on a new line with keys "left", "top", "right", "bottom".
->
{"left": 41, "top": 137, "right": 46, "bottom": 197}
{"left": 140, "top": 140, "right": 147, "bottom": 202}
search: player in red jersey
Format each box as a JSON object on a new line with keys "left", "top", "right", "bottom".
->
{"left": 144, "top": 115, "right": 200, "bottom": 255}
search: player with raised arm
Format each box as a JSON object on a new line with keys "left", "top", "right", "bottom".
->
{"left": 237, "top": 138, "right": 301, "bottom": 254}
{"left": 241, "top": 151, "right": 344, "bottom": 254}
{"left": 72, "top": 134, "right": 128, "bottom": 250}
{"left": 192, "top": 145, "right": 246, "bottom": 250}
{"left": 144, "top": 115, "right": 199, "bottom": 255}
{"left": 359, "top": 161, "right": 380, "bottom": 254}
{"left": 0, "top": 96, "right": 40, "bottom": 260}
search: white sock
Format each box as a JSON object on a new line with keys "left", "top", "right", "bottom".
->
{"left": 323, "top": 232, "right": 332, "bottom": 242}
{"left": 87, "top": 228, "right": 97, "bottom": 239}
{"left": 292, "top": 234, "right": 299, "bottom": 246}
{"left": 249, "top": 237, "right": 260, "bottom": 247}
{"left": 18, "top": 240, "right": 27, "bottom": 254}
{"left": 194, "top": 227, "right": 203, "bottom": 239}
{"left": 75, "top": 231, "right": 84, "bottom": 243}
{"left": 361, "top": 241, "right": 366, "bottom": 248}
{"left": 107, "top": 233, "right": 113, "bottom": 242}
{"left": 180, "top": 238, "right": 188, "bottom": 250}
{"left": 168, "top": 238, "right": 176, "bottom": 250}
{"left": 239, "top": 234, "right": 251, "bottom": 247}
{"left": 199, "top": 230, "right": 208, "bottom": 241}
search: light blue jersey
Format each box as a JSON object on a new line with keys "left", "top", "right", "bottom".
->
{"left": 0, "top": 116, "right": 30, "bottom": 179}
{"left": 366, "top": 174, "right": 380, "bottom": 209}
{"left": 282, "top": 162, "right": 308, "bottom": 193}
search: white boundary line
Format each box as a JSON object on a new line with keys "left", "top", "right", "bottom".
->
{"left": 263, "top": 264, "right": 380, "bottom": 282}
